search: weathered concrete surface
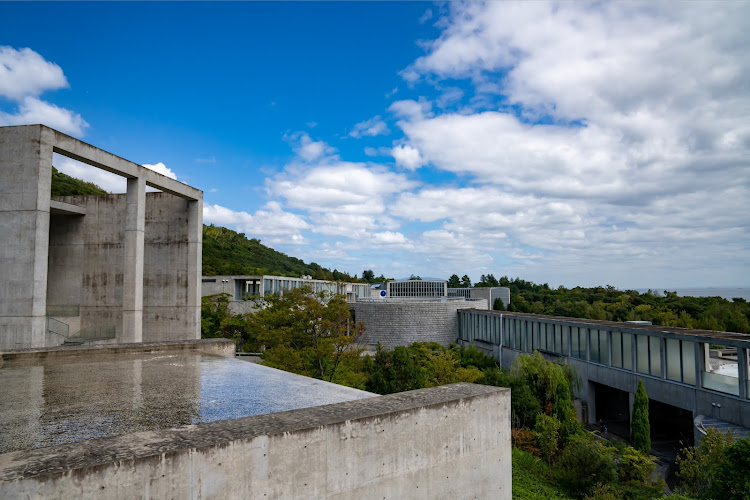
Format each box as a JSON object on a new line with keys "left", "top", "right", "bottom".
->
{"left": 1, "top": 124, "right": 203, "bottom": 348}
{"left": 0, "top": 383, "right": 511, "bottom": 499}
{"left": 0, "top": 349, "right": 373, "bottom": 454}
{"left": 0, "top": 338, "right": 236, "bottom": 365}
{"left": 0, "top": 125, "right": 54, "bottom": 349}
{"left": 351, "top": 299, "right": 488, "bottom": 348}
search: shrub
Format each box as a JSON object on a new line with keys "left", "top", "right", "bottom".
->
{"left": 617, "top": 446, "right": 656, "bottom": 484}
{"left": 553, "top": 377, "right": 581, "bottom": 443}
{"left": 512, "top": 428, "right": 540, "bottom": 455}
{"left": 554, "top": 433, "right": 617, "bottom": 498}
{"left": 676, "top": 427, "right": 734, "bottom": 497}
{"left": 712, "top": 438, "right": 750, "bottom": 500}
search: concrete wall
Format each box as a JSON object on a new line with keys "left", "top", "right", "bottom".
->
{"left": 0, "top": 383, "right": 511, "bottom": 499}
{"left": 46, "top": 193, "right": 199, "bottom": 342}
{"left": 0, "top": 124, "right": 203, "bottom": 348}
{"left": 351, "top": 299, "right": 488, "bottom": 348}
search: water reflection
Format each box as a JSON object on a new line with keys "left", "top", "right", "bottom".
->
{"left": 0, "top": 352, "right": 372, "bottom": 454}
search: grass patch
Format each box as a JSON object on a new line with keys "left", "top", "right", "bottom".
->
{"left": 512, "top": 448, "right": 572, "bottom": 499}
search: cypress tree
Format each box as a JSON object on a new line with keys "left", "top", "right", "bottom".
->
{"left": 631, "top": 379, "right": 651, "bottom": 453}
{"left": 553, "top": 377, "right": 580, "bottom": 441}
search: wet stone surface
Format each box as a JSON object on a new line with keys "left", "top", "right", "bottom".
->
{"left": 0, "top": 352, "right": 374, "bottom": 454}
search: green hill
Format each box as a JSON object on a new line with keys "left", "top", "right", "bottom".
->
{"left": 51, "top": 167, "right": 108, "bottom": 196}
{"left": 202, "top": 225, "right": 357, "bottom": 281}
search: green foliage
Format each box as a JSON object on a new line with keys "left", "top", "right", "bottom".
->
{"left": 249, "top": 286, "right": 363, "bottom": 383}
{"left": 460, "top": 274, "right": 471, "bottom": 288}
{"left": 712, "top": 438, "right": 750, "bottom": 500}
{"left": 630, "top": 380, "right": 651, "bottom": 454}
{"left": 512, "top": 351, "right": 580, "bottom": 411}
{"left": 202, "top": 224, "right": 358, "bottom": 281}
{"left": 512, "top": 448, "right": 573, "bottom": 500}
{"left": 554, "top": 433, "right": 617, "bottom": 498}
{"left": 617, "top": 447, "right": 657, "bottom": 484}
{"left": 447, "top": 274, "right": 461, "bottom": 288}
{"left": 460, "top": 275, "right": 750, "bottom": 333}
{"left": 50, "top": 166, "right": 108, "bottom": 196}
{"left": 364, "top": 342, "right": 484, "bottom": 394}
{"left": 361, "top": 269, "right": 375, "bottom": 282}
{"left": 553, "top": 378, "right": 581, "bottom": 443}
{"left": 201, "top": 293, "right": 259, "bottom": 352}
{"left": 493, "top": 297, "right": 507, "bottom": 311}
{"left": 676, "top": 427, "right": 735, "bottom": 498}
{"left": 535, "top": 413, "right": 561, "bottom": 467}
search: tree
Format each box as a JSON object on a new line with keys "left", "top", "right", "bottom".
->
{"left": 553, "top": 377, "right": 580, "bottom": 442}
{"left": 249, "top": 286, "right": 363, "bottom": 383}
{"left": 409, "top": 274, "right": 422, "bottom": 280}
{"left": 362, "top": 269, "right": 375, "bottom": 282}
{"left": 676, "top": 427, "right": 735, "bottom": 497}
{"left": 447, "top": 274, "right": 461, "bottom": 288}
{"left": 535, "top": 413, "right": 561, "bottom": 467}
{"left": 630, "top": 380, "right": 651, "bottom": 453}
{"left": 460, "top": 274, "right": 472, "bottom": 288}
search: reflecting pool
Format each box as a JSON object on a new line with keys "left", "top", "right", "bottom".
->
{"left": 0, "top": 352, "right": 374, "bottom": 454}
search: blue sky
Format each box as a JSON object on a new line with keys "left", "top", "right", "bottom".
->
{"left": 2, "top": 2, "right": 748, "bottom": 289}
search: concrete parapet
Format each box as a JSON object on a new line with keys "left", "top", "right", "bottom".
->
{"left": 0, "top": 338, "right": 235, "bottom": 366}
{"left": 0, "top": 383, "right": 510, "bottom": 499}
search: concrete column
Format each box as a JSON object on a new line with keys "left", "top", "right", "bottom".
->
{"left": 186, "top": 199, "right": 202, "bottom": 340}
{"left": 122, "top": 176, "right": 145, "bottom": 343}
{"left": 0, "top": 125, "right": 54, "bottom": 349}
{"left": 738, "top": 348, "right": 748, "bottom": 400}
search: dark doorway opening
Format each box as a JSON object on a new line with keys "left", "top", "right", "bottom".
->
{"left": 593, "top": 382, "right": 631, "bottom": 438}
{"left": 649, "top": 398, "right": 694, "bottom": 458}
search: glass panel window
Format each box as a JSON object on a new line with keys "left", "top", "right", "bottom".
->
{"left": 571, "top": 327, "right": 580, "bottom": 359}
{"left": 622, "top": 333, "right": 633, "bottom": 370}
{"left": 666, "top": 338, "right": 682, "bottom": 381}
{"left": 681, "top": 341, "right": 696, "bottom": 386}
{"left": 590, "top": 330, "right": 600, "bottom": 363}
{"left": 599, "top": 330, "right": 609, "bottom": 364}
{"left": 649, "top": 336, "right": 662, "bottom": 376}
{"left": 562, "top": 325, "right": 569, "bottom": 355}
{"left": 612, "top": 332, "right": 622, "bottom": 367}
{"left": 554, "top": 325, "right": 562, "bottom": 354}
{"left": 636, "top": 335, "right": 649, "bottom": 374}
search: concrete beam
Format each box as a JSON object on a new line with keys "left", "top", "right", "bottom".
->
{"left": 50, "top": 128, "right": 201, "bottom": 201}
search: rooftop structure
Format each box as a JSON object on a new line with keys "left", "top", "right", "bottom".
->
{"left": 0, "top": 340, "right": 511, "bottom": 498}
{"left": 0, "top": 125, "right": 203, "bottom": 349}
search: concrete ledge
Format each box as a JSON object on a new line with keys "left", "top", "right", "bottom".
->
{"left": 49, "top": 199, "right": 86, "bottom": 215}
{"left": 0, "top": 383, "right": 511, "bottom": 499}
{"left": 0, "top": 338, "right": 235, "bottom": 364}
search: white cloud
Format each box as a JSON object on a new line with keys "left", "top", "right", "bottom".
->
{"left": 289, "top": 132, "right": 335, "bottom": 162}
{"left": 142, "top": 162, "right": 177, "bottom": 180}
{"left": 203, "top": 202, "right": 309, "bottom": 242}
{"left": 0, "top": 46, "right": 68, "bottom": 100}
{"left": 381, "top": 1, "right": 750, "bottom": 287}
{"left": 268, "top": 160, "right": 417, "bottom": 215}
{"left": 349, "top": 115, "right": 389, "bottom": 138}
{"left": 0, "top": 96, "right": 88, "bottom": 137}
{"left": 0, "top": 47, "right": 87, "bottom": 137}
{"left": 391, "top": 144, "right": 427, "bottom": 170}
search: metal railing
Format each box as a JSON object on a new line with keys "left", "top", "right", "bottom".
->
{"left": 46, "top": 304, "right": 80, "bottom": 317}
{"left": 46, "top": 317, "right": 70, "bottom": 339}
{"left": 71, "top": 326, "right": 116, "bottom": 341}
